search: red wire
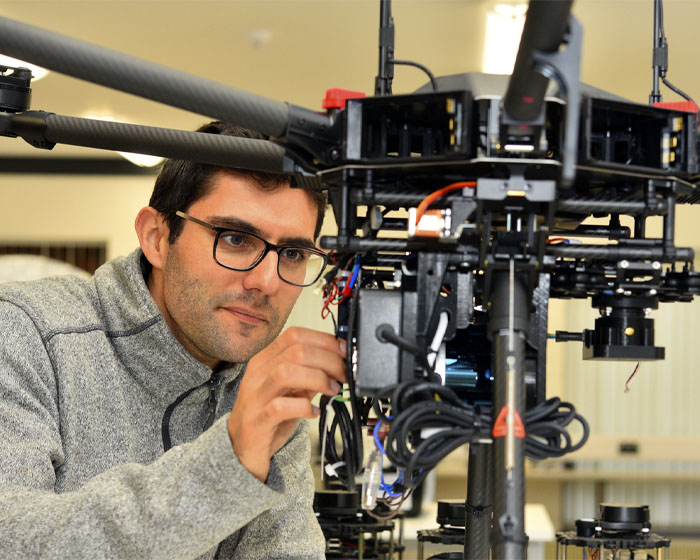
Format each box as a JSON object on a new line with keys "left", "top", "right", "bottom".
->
{"left": 415, "top": 181, "right": 476, "bottom": 225}
{"left": 624, "top": 362, "right": 640, "bottom": 393}
{"left": 321, "top": 279, "right": 339, "bottom": 318}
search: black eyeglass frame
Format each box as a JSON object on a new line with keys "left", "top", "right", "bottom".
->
{"left": 175, "top": 210, "right": 328, "bottom": 287}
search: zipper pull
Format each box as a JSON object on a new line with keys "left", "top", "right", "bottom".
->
{"left": 203, "top": 372, "right": 223, "bottom": 431}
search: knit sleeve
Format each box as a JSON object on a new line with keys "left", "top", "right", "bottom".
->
{"left": 226, "top": 419, "right": 326, "bottom": 560}
{"left": 0, "top": 301, "right": 288, "bottom": 560}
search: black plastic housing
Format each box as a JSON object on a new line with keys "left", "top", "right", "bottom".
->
{"left": 583, "top": 295, "right": 664, "bottom": 361}
{"left": 436, "top": 501, "right": 466, "bottom": 528}
{"left": 344, "top": 90, "right": 473, "bottom": 163}
{"left": 0, "top": 65, "right": 32, "bottom": 114}
{"left": 579, "top": 97, "right": 698, "bottom": 175}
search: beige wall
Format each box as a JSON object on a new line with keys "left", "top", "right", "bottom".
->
{"left": 0, "top": 174, "right": 151, "bottom": 260}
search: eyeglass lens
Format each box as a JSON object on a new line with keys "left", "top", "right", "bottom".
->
{"left": 216, "top": 230, "right": 324, "bottom": 286}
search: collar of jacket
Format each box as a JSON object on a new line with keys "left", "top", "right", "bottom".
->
{"left": 93, "top": 248, "right": 245, "bottom": 406}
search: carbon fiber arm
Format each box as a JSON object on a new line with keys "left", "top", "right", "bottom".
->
{"left": 0, "top": 111, "right": 289, "bottom": 173}
{"left": 0, "top": 16, "right": 332, "bottom": 146}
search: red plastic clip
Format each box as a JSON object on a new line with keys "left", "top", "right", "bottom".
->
{"left": 653, "top": 100, "right": 699, "bottom": 113}
{"left": 322, "top": 88, "right": 366, "bottom": 110}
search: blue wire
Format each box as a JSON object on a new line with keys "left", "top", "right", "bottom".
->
{"left": 381, "top": 471, "right": 403, "bottom": 497}
{"left": 373, "top": 419, "right": 386, "bottom": 454}
{"left": 348, "top": 257, "right": 361, "bottom": 291}
{"left": 373, "top": 420, "right": 403, "bottom": 497}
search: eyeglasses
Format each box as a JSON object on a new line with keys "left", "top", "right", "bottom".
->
{"left": 175, "top": 211, "right": 328, "bottom": 287}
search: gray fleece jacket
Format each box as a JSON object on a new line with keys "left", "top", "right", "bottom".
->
{"left": 0, "top": 249, "right": 325, "bottom": 559}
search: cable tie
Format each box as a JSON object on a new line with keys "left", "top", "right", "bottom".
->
{"left": 465, "top": 503, "right": 492, "bottom": 519}
{"left": 320, "top": 395, "right": 343, "bottom": 479}
{"left": 327, "top": 394, "right": 343, "bottom": 410}
{"left": 325, "top": 461, "right": 346, "bottom": 478}
{"left": 473, "top": 416, "right": 481, "bottom": 434}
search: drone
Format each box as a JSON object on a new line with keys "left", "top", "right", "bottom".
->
{"left": 0, "top": 1, "right": 695, "bottom": 558}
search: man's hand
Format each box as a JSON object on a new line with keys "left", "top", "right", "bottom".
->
{"left": 227, "top": 327, "right": 347, "bottom": 482}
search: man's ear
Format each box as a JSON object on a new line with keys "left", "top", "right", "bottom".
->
{"left": 135, "top": 207, "right": 169, "bottom": 271}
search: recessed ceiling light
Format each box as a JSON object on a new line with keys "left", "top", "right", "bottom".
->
{"left": 248, "top": 29, "right": 272, "bottom": 49}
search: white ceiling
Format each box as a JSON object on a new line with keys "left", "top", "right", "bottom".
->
{"left": 0, "top": 0, "right": 697, "bottom": 159}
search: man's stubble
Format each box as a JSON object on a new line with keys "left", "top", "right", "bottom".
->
{"left": 162, "top": 247, "right": 291, "bottom": 365}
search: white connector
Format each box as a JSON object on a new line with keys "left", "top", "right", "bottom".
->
{"left": 361, "top": 449, "right": 382, "bottom": 511}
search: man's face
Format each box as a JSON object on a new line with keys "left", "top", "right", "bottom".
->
{"left": 154, "top": 171, "right": 318, "bottom": 368}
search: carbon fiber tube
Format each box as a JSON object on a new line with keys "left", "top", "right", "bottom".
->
{"left": 464, "top": 442, "right": 492, "bottom": 560}
{"left": 17, "top": 113, "right": 287, "bottom": 172}
{"left": 319, "top": 236, "right": 411, "bottom": 252}
{"left": 350, "top": 190, "right": 430, "bottom": 206}
{"left": 489, "top": 271, "right": 528, "bottom": 560}
{"left": 565, "top": 225, "right": 631, "bottom": 239}
{"left": 0, "top": 16, "right": 311, "bottom": 138}
{"left": 503, "top": 0, "right": 573, "bottom": 122}
{"left": 557, "top": 198, "right": 668, "bottom": 214}
{"left": 546, "top": 244, "right": 694, "bottom": 262}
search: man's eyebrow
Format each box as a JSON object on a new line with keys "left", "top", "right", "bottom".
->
{"left": 207, "top": 216, "right": 316, "bottom": 248}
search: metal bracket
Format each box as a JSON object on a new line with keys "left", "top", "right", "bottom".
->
{"left": 531, "top": 16, "right": 583, "bottom": 186}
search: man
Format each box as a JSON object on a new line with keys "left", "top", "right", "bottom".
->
{"left": 0, "top": 122, "right": 345, "bottom": 558}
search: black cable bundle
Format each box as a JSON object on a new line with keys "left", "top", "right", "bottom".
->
{"left": 376, "top": 381, "right": 589, "bottom": 487}
{"left": 318, "top": 278, "right": 366, "bottom": 490}
{"left": 525, "top": 396, "right": 589, "bottom": 460}
{"left": 318, "top": 395, "right": 362, "bottom": 489}
{"left": 374, "top": 381, "right": 490, "bottom": 488}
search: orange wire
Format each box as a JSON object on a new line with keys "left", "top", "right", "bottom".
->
{"left": 415, "top": 181, "right": 476, "bottom": 225}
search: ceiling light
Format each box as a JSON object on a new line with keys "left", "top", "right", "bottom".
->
{"left": 116, "top": 151, "right": 165, "bottom": 168}
{"left": 0, "top": 55, "right": 49, "bottom": 81}
{"left": 482, "top": 3, "right": 528, "bottom": 75}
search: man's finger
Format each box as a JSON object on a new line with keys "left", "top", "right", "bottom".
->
{"left": 260, "top": 396, "right": 321, "bottom": 427}
{"left": 254, "top": 364, "right": 343, "bottom": 400}
{"left": 279, "top": 344, "right": 347, "bottom": 383}
{"left": 264, "top": 327, "right": 347, "bottom": 360}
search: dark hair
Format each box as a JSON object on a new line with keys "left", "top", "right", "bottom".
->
{"left": 148, "top": 121, "right": 327, "bottom": 244}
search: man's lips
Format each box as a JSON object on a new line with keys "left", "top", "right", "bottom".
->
{"left": 222, "top": 306, "right": 268, "bottom": 324}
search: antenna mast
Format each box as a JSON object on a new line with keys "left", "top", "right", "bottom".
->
{"left": 650, "top": 0, "right": 663, "bottom": 104}
{"left": 375, "top": 0, "right": 394, "bottom": 96}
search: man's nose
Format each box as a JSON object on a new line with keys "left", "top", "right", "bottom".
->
{"left": 241, "top": 250, "right": 281, "bottom": 294}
